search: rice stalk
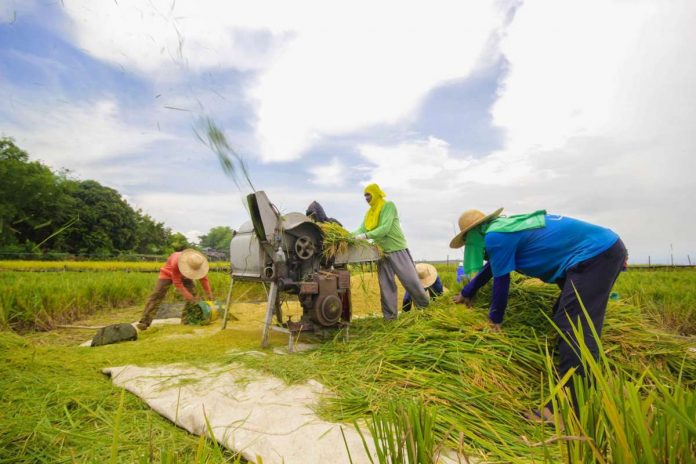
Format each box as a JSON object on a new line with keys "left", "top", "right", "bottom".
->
{"left": 319, "top": 222, "right": 383, "bottom": 260}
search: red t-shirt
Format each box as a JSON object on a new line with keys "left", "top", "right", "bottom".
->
{"left": 159, "top": 252, "right": 212, "bottom": 301}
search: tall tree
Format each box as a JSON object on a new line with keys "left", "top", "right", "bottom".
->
{"left": 60, "top": 180, "right": 138, "bottom": 255}
{"left": 0, "top": 138, "right": 73, "bottom": 251}
{"left": 167, "top": 232, "right": 190, "bottom": 253}
{"left": 199, "top": 226, "right": 233, "bottom": 250}
{"left": 1, "top": 138, "right": 185, "bottom": 257}
{"left": 134, "top": 211, "right": 170, "bottom": 255}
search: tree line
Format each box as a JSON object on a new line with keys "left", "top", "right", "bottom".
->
{"left": 0, "top": 137, "right": 231, "bottom": 259}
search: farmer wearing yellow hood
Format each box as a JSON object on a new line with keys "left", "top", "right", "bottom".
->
{"left": 352, "top": 184, "right": 429, "bottom": 319}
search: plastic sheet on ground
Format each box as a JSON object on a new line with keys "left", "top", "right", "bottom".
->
{"left": 103, "top": 363, "right": 377, "bottom": 464}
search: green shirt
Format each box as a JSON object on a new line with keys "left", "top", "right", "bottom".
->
{"left": 354, "top": 201, "right": 408, "bottom": 253}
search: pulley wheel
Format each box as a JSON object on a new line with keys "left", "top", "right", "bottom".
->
{"left": 315, "top": 295, "right": 342, "bottom": 326}
{"left": 294, "top": 236, "right": 316, "bottom": 260}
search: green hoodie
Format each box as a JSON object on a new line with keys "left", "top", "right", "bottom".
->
{"left": 353, "top": 201, "right": 408, "bottom": 253}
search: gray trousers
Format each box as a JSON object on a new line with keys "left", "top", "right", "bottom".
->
{"left": 377, "top": 249, "right": 430, "bottom": 319}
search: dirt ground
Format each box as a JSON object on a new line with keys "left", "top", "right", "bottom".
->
{"left": 27, "top": 271, "right": 403, "bottom": 348}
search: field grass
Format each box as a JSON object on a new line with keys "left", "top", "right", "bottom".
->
{"left": 232, "top": 279, "right": 695, "bottom": 462}
{"left": 0, "top": 269, "right": 265, "bottom": 331}
{"left": 1, "top": 264, "right": 694, "bottom": 462}
{"left": 0, "top": 260, "right": 229, "bottom": 272}
{"left": 614, "top": 269, "right": 696, "bottom": 335}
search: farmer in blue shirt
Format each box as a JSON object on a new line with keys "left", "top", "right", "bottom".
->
{"left": 402, "top": 263, "right": 445, "bottom": 312}
{"left": 449, "top": 208, "right": 627, "bottom": 422}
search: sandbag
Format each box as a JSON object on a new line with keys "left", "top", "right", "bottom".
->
{"left": 91, "top": 323, "right": 138, "bottom": 347}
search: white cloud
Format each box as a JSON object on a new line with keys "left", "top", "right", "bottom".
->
{"left": 5, "top": 0, "right": 695, "bottom": 263}
{"left": 1, "top": 96, "right": 169, "bottom": 173}
{"left": 487, "top": 0, "right": 696, "bottom": 262}
{"left": 131, "top": 191, "right": 250, "bottom": 236}
{"left": 350, "top": 0, "right": 696, "bottom": 262}
{"left": 58, "top": 1, "right": 511, "bottom": 162}
{"left": 309, "top": 157, "right": 345, "bottom": 187}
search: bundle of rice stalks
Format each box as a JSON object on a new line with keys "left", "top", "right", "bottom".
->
{"left": 319, "top": 222, "right": 383, "bottom": 260}
{"left": 230, "top": 280, "right": 695, "bottom": 462}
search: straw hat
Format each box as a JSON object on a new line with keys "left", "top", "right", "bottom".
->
{"left": 415, "top": 263, "right": 438, "bottom": 288}
{"left": 449, "top": 208, "right": 504, "bottom": 249}
{"left": 178, "top": 249, "right": 210, "bottom": 280}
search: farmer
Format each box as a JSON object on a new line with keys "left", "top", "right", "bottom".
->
{"left": 402, "top": 263, "right": 445, "bottom": 312}
{"left": 136, "top": 248, "right": 214, "bottom": 330}
{"left": 449, "top": 208, "right": 626, "bottom": 420}
{"left": 352, "top": 183, "right": 429, "bottom": 319}
{"left": 306, "top": 201, "right": 342, "bottom": 226}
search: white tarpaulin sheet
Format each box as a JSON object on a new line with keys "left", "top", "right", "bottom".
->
{"left": 103, "top": 363, "right": 376, "bottom": 464}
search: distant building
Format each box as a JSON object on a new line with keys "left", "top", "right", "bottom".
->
{"left": 202, "top": 247, "right": 228, "bottom": 261}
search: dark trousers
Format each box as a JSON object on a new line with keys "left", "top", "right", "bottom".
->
{"left": 552, "top": 239, "right": 627, "bottom": 404}
{"left": 139, "top": 278, "right": 196, "bottom": 326}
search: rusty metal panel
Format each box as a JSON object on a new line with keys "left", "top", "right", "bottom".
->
{"left": 299, "top": 281, "right": 319, "bottom": 294}
{"left": 336, "top": 270, "right": 350, "bottom": 289}
{"left": 318, "top": 274, "right": 338, "bottom": 294}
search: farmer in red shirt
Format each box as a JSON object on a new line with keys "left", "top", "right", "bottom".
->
{"left": 137, "top": 249, "right": 214, "bottom": 330}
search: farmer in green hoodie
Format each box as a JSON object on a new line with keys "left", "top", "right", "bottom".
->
{"left": 352, "top": 183, "right": 429, "bottom": 320}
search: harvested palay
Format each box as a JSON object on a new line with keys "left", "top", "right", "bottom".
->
{"left": 319, "top": 222, "right": 383, "bottom": 260}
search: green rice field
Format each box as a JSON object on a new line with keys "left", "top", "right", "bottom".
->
{"left": 0, "top": 262, "right": 694, "bottom": 462}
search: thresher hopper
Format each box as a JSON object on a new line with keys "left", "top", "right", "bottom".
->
{"left": 229, "top": 191, "right": 379, "bottom": 349}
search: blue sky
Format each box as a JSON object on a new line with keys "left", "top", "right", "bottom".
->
{"left": 1, "top": 0, "right": 695, "bottom": 263}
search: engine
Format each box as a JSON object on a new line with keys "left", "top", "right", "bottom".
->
{"left": 229, "top": 191, "right": 353, "bottom": 347}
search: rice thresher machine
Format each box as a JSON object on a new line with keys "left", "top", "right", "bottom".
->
{"left": 228, "top": 191, "right": 379, "bottom": 350}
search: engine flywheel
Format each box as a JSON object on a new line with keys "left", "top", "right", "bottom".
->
{"left": 315, "top": 295, "right": 342, "bottom": 326}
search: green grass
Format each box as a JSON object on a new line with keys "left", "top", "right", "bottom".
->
{"left": 0, "top": 270, "right": 265, "bottom": 331}
{"left": 1, "top": 265, "right": 694, "bottom": 462}
{"left": 230, "top": 287, "right": 695, "bottom": 463}
{"left": 0, "top": 323, "right": 263, "bottom": 463}
{"left": 0, "top": 260, "right": 229, "bottom": 272}
{"left": 614, "top": 270, "right": 696, "bottom": 335}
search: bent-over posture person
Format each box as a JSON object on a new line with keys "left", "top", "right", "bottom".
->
{"left": 352, "top": 183, "right": 429, "bottom": 319}
{"left": 403, "top": 263, "right": 444, "bottom": 312}
{"left": 137, "top": 248, "right": 214, "bottom": 330}
{"left": 449, "top": 209, "right": 626, "bottom": 421}
{"left": 305, "top": 201, "right": 343, "bottom": 226}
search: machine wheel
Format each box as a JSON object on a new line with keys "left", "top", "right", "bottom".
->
{"left": 315, "top": 295, "right": 342, "bottom": 326}
{"left": 294, "top": 236, "right": 316, "bottom": 260}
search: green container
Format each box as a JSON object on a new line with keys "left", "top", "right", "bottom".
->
{"left": 184, "top": 300, "right": 221, "bottom": 325}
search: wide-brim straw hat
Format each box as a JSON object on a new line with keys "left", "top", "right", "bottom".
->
{"left": 415, "top": 262, "right": 438, "bottom": 288}
{"left": 178, "top": 249, "right": 210, "bottom": 280}
{"left": 449, "top": 207, "right": 504, "bottom": 249}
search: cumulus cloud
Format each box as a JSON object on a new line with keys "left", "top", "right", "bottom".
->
{"left": 487, "top": 0, "right": 696, "bottom": 262}
{"left": 5, "top": 0, "right": 695, "bottom": 263}
{"left": 351, "top": 0, "right": 696, "bottom": 262}
{"left": 309, "top": 157, "right": 346, "bottom": 187}
{"left": 0, "top": 94, "right": 169, "bottom": 173}
{"left": 57, "top": 1, "right": 511, "bottom": 162}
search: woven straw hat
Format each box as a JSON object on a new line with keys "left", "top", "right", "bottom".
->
{"left": 415, "top": 263, "right": 438, "bottom": 288}
{"left": 178, "top": 249, "right": 209, "bottom": 280}
{"left": 449, "top": 208, "right": 504, "bottom": 249}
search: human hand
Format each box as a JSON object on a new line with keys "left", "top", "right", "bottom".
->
{"left": 453, "top": 294, "right": 473, "bottom": 307}
{"left": 354, "top": 233, "right": 368, "bottom": 240}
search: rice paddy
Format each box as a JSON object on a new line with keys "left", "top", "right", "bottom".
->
{"left": 0, "top": 263, "right": 694, "bottom": 462}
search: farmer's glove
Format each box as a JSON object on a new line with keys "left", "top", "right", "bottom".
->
{"left": 354, "top": 233, "right": 368, "bottom": 240}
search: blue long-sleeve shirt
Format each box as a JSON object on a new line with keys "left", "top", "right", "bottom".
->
{"left": 460, "top": 215, "right": 618, "bottom": 323}
{"left": 403, "top": 276, "right": 443, "bottom": 311}
{"left": 460, "top": 263, "right": 510, "bottom": 323}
